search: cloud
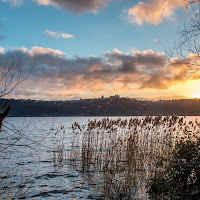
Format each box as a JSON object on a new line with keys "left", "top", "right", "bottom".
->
{"left": 0, "top": 47, "right": 4, "bottom": 53}
{"left": 154, "top": 39, "right": 160, "bottom": 44}
{"left": 128, "top": 0, "right": 186, "bottom": 25}
{"left": 29, "top": 46, "right": 65, "bottom": 56}
{"left": 36, "top": 0, "right": 111, "bottom": 14}
{"left": 1, "top": 0, "right": 23, "bottom": 6}
{"left": 44, "top": 30, "right": 74, "bottom": 39}
{"left": 1, "top": 0, "right": 112, "bottom": 14}
{"left": 0, "top": 46, "right": 194, "bottom": 100}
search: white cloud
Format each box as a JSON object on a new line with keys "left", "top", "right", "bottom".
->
{"left": 1, "top": 0, "right": 23, "bottom": 6}
{"left": 154, "top": 39, "right": 160, "bottom": 44}
{"left": 29, "top": 46, "right": 65, "bottom": 56}
{"left": 44, "top": 30, "right": 74, "bottom": 39}
{"left": 113, "top": 48, "right": 123, "bottom": 55}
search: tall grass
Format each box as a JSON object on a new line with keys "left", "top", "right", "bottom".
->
{"left": 70, "top": 116, "right": 200, "bottom": 199}
{"left": 53, "top": 139, "right": 65, "bottom": 168}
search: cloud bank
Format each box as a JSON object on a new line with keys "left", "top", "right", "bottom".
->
{"left": 1, "top": 0, "right": 189, "bottom": 19}
{"left": 0, "top": 46, "right": 193, "bottom": 100}
{"left": 128, "top": 0, "right": 186, "bottom": 25}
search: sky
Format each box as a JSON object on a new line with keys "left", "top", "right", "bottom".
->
{"left": 0, "top": 0, "right": 199, "bottom": 100}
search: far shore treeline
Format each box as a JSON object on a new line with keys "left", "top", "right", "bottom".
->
{"left": 2, "top": 97, "right": 200, "bottom": 117}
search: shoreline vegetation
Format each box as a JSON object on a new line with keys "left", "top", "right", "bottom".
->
{"left": 69, "top": 116, "right": 200, "bottom": 199}
{"left": 2, "top": 97, "right": 200, "bottom": 117}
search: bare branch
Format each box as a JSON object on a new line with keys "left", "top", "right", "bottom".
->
{"left": 167, "top": 1, "right": 200, "bottom": 77}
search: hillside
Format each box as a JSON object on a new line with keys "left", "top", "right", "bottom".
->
{"left": 2, "top": 97, "right": 200, "bottom": 117}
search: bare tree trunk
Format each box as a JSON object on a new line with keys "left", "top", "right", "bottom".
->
{"left": 0, "top": 105, "right": 11, "bottom": 132}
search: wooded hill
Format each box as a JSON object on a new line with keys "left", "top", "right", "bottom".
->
{"left": 2, "top": 98, "right": 200, "bottom": 117}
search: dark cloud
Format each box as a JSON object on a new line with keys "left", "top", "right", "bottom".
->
{"left": 37, "top": 0, "right": 111, "bottom": 14}
{"left": 2, "top": 0, "right": 111, "bottom": 14}
{"left": 107, "top": 50, "right": 166, "bottom": 73}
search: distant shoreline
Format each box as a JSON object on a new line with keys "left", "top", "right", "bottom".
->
{"left": 2, "top": 97, "right": 200, "bottom": 117}
{"left": 8, "top": 115, "right": 200, "bottom": 117}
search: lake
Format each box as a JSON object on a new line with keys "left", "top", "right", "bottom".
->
{"left": 1, "top": 116, "right": 200, "bottom": 199}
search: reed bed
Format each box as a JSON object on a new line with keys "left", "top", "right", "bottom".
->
{"left": 53, "top": 139, "right": 65, "bottom": 168}
{"left": 69, "top": 116, "right": 200, "bottom": 199}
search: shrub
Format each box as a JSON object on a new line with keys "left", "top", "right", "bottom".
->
{"left": 148, "top": 138, "right": 200, "bottom": 200}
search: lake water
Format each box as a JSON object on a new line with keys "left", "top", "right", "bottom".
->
{"left": 1, "top": 116, "right": 200, "bottom": 200}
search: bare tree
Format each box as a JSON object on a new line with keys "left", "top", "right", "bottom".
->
{"left": 0, "top": 56, "right": 35, "bottom": 199}
{"left": 0, "top": 55, "right": 34, "bottom": 98}
{"left": 0, "top": 55, "right": 33, "bottom": 131}
{"left": 167, "top": 1, "right": 200, "bottom": 77}
{"left": 0, "top": 102, "right": 11, "bottom": 131}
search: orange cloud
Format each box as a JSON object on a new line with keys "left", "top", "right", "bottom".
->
{"left": 0, "top": 47, "right": 4, "bottom": 54}
{"left": 128, "top": 0, "right": 186, "bottom": 25}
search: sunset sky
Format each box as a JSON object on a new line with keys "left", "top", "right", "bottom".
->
{"left": 0, "top": 0, "right": 199, "bottom": 100}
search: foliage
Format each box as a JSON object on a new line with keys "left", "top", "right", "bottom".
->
{"left": 148, "top": 137, "right": 200, "bottom": 200}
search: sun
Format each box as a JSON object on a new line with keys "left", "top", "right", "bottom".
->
{"left": 179, "top": 80, "right": 200, "bottom": 99}
{"left": 192, "top": 93, "right": 200, "bottom": 99}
